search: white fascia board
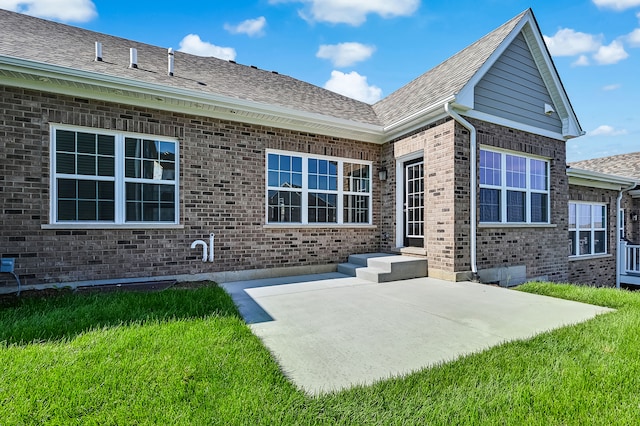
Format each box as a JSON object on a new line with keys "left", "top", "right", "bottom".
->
{"left": 567, "top": 167, "right": 637, "bottom": 189}
{"left": 0, "top": 55, "right": 385, "bottom": 143}
{"left": 462, "top": 109, "right": 567, "bottom": 141}
{"left": 629, "top": 189, "right": 640, "bottom": 198}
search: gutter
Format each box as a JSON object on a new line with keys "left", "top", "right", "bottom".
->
{"left": 444, "top": 102, "right": 478, "bottom": 277}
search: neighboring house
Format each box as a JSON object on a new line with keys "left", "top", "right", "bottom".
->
{"left": 0, "top": 7, "right": 630, "bottom": 291}
{"left": 569, "top": 154, "right": 640, "bottom": 287}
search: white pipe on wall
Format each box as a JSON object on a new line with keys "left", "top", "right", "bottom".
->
{"left": 191, "top": 239, "right": 207, "bottom": 262}
{"left": 191, "top": 233, "right": 215, "bottom": 262}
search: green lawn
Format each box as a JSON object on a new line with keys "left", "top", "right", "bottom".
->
{"left": 1, "top": 282, "right": 640, "bottom": 424}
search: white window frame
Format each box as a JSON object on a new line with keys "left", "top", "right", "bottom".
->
{"left": 265, "top": 149, "right": 373, "bottom": 225}
{"left": 569, "top": 201, "right": 607, "bottom": 257}
{"left": 479, "top": 147, "right": 550, "bottom": 224}
{"left": 50, "top": 124, "right": 180, "bottom": 226}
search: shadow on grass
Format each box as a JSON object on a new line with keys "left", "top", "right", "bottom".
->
{"left": 0, "top": 283, "right": 239, "bottom": 346}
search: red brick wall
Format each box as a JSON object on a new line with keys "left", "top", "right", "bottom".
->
{"left": 380, "top": 118, "right": 469, "bottom": 274}
{"left": 0, "top": 86, "right": 382, "bottom": 285}
{"left": 381, "top": 118, "right": 569, "bottom": 282}
{"left": 567, "top": 185, "right": 619, "bottom": 287}
{"left": 474, "top": 119, "right": 569, "bottom": 282}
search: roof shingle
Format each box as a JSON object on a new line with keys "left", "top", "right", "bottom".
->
{"left": 0, "top": 8, "right": 533, "bottom": 129}
{"left": 372, "top": 10, "right": 527, "bottom": 126}
{"left": 570, "top": 153, "right": 640, "bottom": 180}
{"left": 0, "top": 8, "right": 381, "bottom": 125}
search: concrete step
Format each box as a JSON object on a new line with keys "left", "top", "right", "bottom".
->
{"left": 348, "top": 253, "right": 396, "bottom": 267}
{"left": 337, "top": 262, "right": 363, "bottom": 277}
{"left": 347, "top": 254, "right": 428, "bottom": 283}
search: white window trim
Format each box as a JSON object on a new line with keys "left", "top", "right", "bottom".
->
{"left": 569, "top": 201, "right": 607, "bottom": 258}
{"left": 49, "top": 124, "right": 180, "bottom": 226}
{"left": 479, "top": 147, "right": 550, "bottom": 225}
{"left": 265, "top": 149, "right": 373, "bottom": 226}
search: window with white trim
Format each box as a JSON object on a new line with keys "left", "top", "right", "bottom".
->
{"left": 569, "top": 202, "right": 607, "bottom": 256}
{"left": 266, "top": 151, "right": 371, "bottom": 225}
{"left": 479, "top": 148, "right": 550, "bottom": 224}
{"left": 52, "top": 126, "right": 179, "bottom": 225}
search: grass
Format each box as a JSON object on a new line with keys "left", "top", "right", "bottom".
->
{"left": 2, "top": 282, "right": 640, "bottom": 424}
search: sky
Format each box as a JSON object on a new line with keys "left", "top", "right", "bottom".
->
{"left": 1, "top": 0, "right": 639, "bottom": 162}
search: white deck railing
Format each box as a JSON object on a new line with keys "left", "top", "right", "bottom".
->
{"left": 620, "top": 241, "right": 640, "bottom": 275}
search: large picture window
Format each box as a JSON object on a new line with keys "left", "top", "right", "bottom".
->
{"left": 266, "top": 150, "right": 372, "bottom": 225}
{"left": 479, "top": 148, "right": 549, "bottom": 224}
{"left": 569, "top": 202, "right": 607, "bottom": 257}
{"left": 52, "top": 126, "right": 179, "bottom": 225}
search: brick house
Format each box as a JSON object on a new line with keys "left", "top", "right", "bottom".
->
{"left": 568, "top": 154, "right": 640, "bottom": 287}
{"left": 0, "top": 8, "right": 633, "bottom": 291}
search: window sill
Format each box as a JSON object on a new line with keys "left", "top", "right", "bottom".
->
{"left": 42, "top": 223, "right": 185, "bottom": 230}
{"left": 263, "top": 224, "right": 376, "bottom": 229}
{"left": 569, "top": 254, "right": 612, "bottom": 262}
{"left": 478, "top": 223, "right": 557, "bottom": 229}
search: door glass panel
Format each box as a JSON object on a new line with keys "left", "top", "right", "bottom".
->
{"left": 405, "top": 161, "right": 424, "bottom": 239}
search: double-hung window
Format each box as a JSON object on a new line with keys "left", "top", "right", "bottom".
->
{"left": 479, "top": 148, "right": 549, "bottom": 224}
{"left": 51, "top": 125, "right": 179, "bottom": 225}
{"left": 569, "top": 202, "right": 607, "bottom": 256}
{"left": 266, "top": 150, "right": 372, "bottom": 225}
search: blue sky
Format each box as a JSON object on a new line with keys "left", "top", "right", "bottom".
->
{"left": 1, "top": 0, "right": 639, "bottom": 162}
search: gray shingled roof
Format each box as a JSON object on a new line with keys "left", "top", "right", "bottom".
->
{"left": 570, "top": 153, "right": 640, "bottom": 180}
{"left": 0, "top": 8, "right": 530, "bottom": 129}
{"left": 372, "top": 10, "right": 527, "bottom": 126}
{"left": 0, "top": 8, "right": 380, "bottom": 125}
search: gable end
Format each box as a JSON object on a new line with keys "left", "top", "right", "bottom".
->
{"left": 474, "top": 32, "right": 562, "bottom": 134}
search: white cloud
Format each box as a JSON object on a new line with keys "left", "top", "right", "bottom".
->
{"left": 626, "top": 28, "right": 640, "bottom": 47}
{"left": 0, "top": 0, "right": 96, "bottom": 22}
{"left": 543, "top": 28, "right": 601, "bottom": 56}
{"left": 224, "top": 16, "right": 267, "bottom": 37}
{"left": 316, "top": 42, "right": 375, "bottom": 67}
{"left": 592, "top": 0, "right": 640, "bottom": 10}
{"left": 572, "top": 55, "right": 591, "bottom": 66}
{"left": 588, "top": 125, "right": 629, "bottom": 136}
{"left": 593, "top": 40, "right": 629, "bottom": 64}
{"left": 178, "top": 34, "right": 236, "bottom": 61}
{"left": 602, "top": 83, "right": 622, "bottom": 90}
{"left": 270, "top": 0, "right": 419, "bottom": 26}
{"left": 324, "top": 70, "right": 381, "bottom": 103}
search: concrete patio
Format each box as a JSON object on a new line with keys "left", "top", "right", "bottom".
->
{"left": 221, "top": 274, "right": 612, "bottom": 395}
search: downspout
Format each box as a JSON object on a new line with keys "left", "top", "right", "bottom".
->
{"left": 616, "top": 182, "right": 636, "bottom": 289}
{"left": 444, "top": 103, "right": 478, "bottom": 279}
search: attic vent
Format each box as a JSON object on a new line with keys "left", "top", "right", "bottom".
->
{"left": 167, "top": 48, "right": 174, "bottom": 76}
{"left": 229, "top": 60, "right": 236, "bottom": 64}
{"left": 271, "top": 71, "right": 279, "bottom": 74}
{"left": 129, "top": 48, "right": 138, "bottom": 69}
{"left": 95, "top": 42, "right": 103, "bottom": 62}
{"left": 250, "top": 65, "right": 258, "bottom": 69}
